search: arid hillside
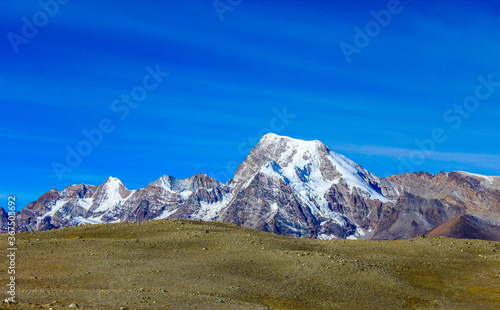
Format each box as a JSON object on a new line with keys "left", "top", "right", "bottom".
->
{"left": 1, "top": 219, "right": 499, "bottom": 309}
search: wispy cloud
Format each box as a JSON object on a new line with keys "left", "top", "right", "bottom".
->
{"left": 329, "top": 142, "right": 500, "bottom": 171}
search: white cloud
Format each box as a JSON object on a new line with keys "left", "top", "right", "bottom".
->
{"left": 329, "top": 142, "right": 500, "bottom": 171}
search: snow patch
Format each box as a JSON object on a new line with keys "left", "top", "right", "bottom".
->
{"left": 156, "top": 208, "right": 179, "bottom": 220}
{"left": 78, "top": 198, "right": 94, "bottom": 210}
{"left": 192, "top": 193, "right": 233, "bottom": 221}
{"left": 346, "top": 227, "right": 367, "bottom": 240}
{"left": 44, "top": 199, "right": 67, "bottom": 218}
{"left": 318, "top": 234, "right": 338, "bottom": 240}
{"left": 265, "top": 203, "right": 279, "bottom": 223}
{"left": 459, "top": 171, "right": 498, "bottom": 186}
{"left": 328, "top": 152, "right": 391, "bottom": 203}
{"left": 179, "top": 190, "right": 193, "bottom": 200}
{"left": 73, "top": 216, "right": 103, "bottom": 225}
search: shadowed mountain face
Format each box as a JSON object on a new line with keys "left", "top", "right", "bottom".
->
{"left": 0, "top": 207, "right": 10, "bottom": 232}
{"left": 7, "top": 134, "right": 500, "bottom": 240}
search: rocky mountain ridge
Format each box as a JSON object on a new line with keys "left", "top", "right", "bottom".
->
{"left": 3, "top": 134, "right": 499, "bottom": 240}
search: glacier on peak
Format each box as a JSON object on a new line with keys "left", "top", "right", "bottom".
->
{"left": 235, "top": 133, "right": 391, "bottom": 203}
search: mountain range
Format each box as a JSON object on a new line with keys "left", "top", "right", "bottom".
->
{"left": 3, "top": 134, "right": 499, "bottom": 240}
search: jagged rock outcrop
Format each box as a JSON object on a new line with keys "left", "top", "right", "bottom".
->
{"left": 386, "top": 171, "right": 500, "bottom": 221}
{"left": 6, "top": 134, "right": 500, "bottom": 241}
{"left": 0, "top": 208, "right": 10, "bottom": 232}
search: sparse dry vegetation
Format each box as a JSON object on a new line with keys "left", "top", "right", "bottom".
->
{"left": 1, "top": 219, "right": 499, "bottom": 309}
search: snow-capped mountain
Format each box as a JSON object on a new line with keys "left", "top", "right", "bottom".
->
{"left": 7, "top": 134, "right": 500, "bottom": 240}
{"left": 220, "top": 133, "right": 399, "bottom": 239}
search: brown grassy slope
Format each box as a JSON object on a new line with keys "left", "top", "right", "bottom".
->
{"left": 1, "top": 219, "right": 499, "bottom": 309}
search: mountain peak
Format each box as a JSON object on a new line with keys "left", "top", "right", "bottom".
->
{"left": 96, "top": 176, "right": 129, "bottom": 197}
{"left": 152, "top": 173, "right": 221, "bottom": 195}
{"left": 105, "top": 176, "right": 122, "bottom": 183}
{"left": 260, "top": 133, "right": 324, "bottom": 147}
{"left": 256, "top": 134, "right": 330, "bottom": 165}
{"left": 232, "top": 134, "right": 329, "bottom": 184}
{"left": 231, "top": 134, "right": 391, "bottom": 203}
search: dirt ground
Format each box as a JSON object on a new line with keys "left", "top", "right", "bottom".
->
{"left": 1, "top": 219, "right": 499, "bottom": 309}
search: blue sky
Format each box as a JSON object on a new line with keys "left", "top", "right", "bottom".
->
{"left": 1, "top": 0, "right": 499, "bottom": 211}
